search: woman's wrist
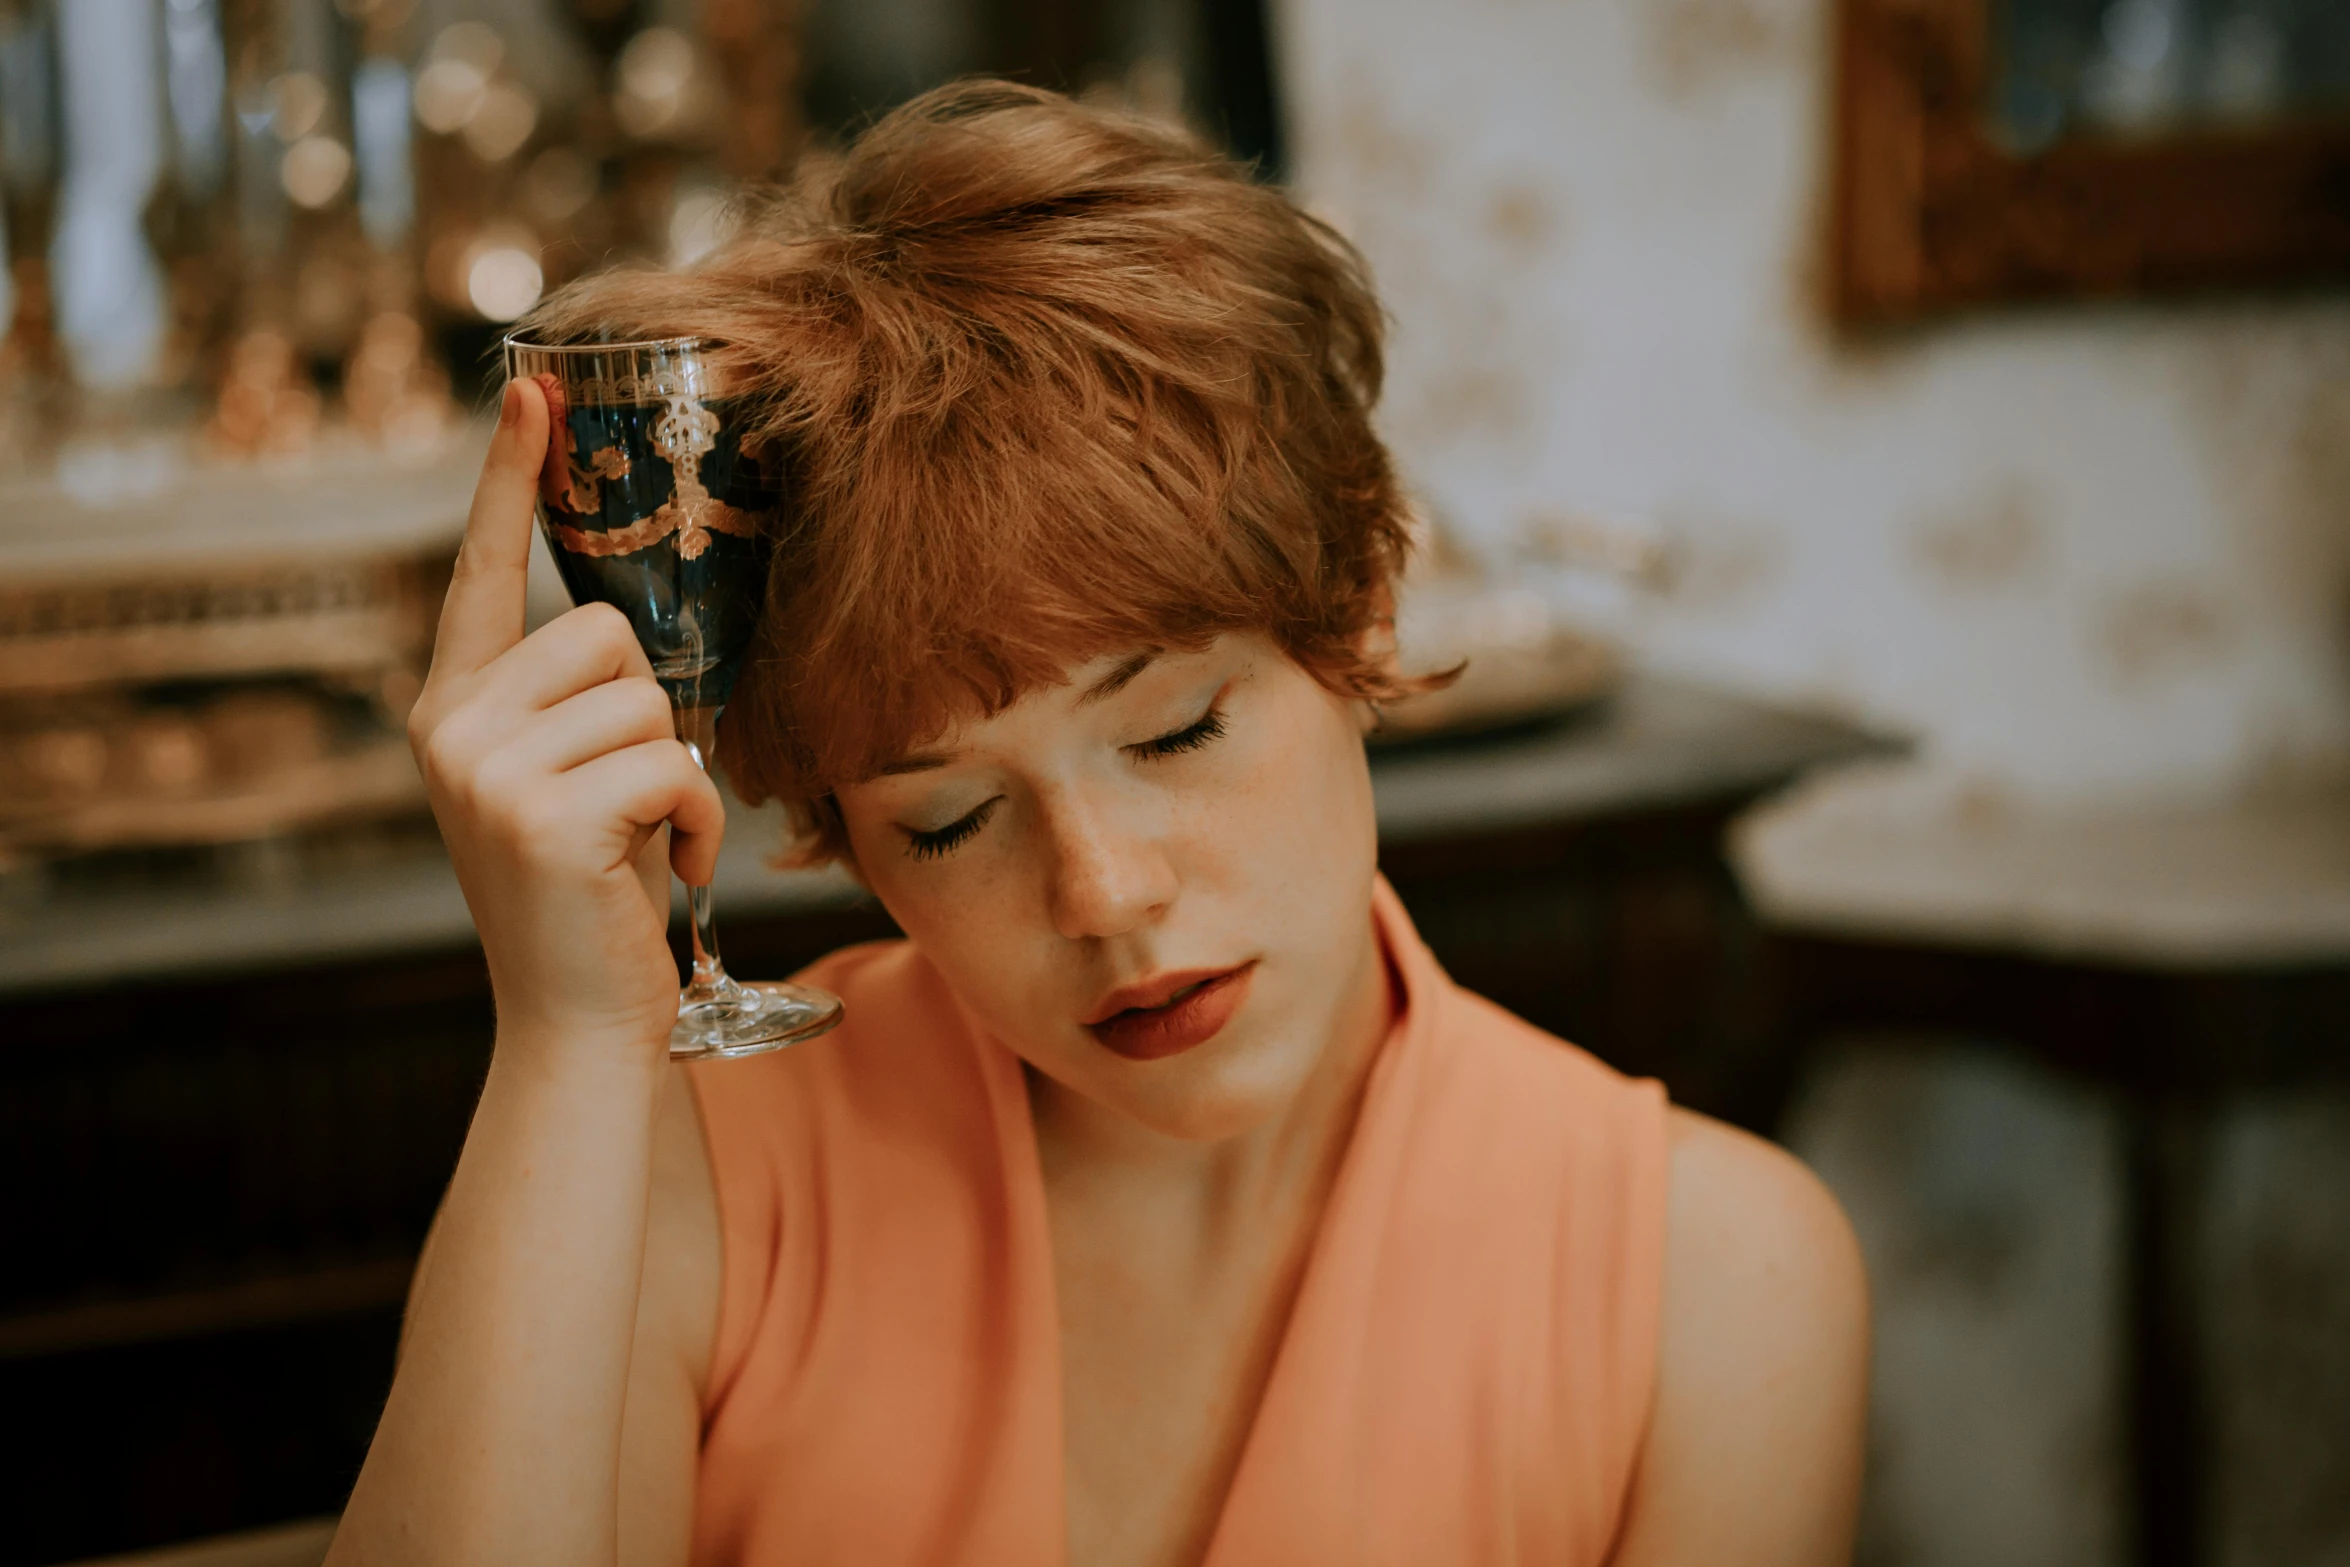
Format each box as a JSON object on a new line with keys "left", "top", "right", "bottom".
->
{"left": 489, "top": 1012, "right": 674, "bottom": 1092}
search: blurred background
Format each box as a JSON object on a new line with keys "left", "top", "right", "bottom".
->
{"left": 0, "top": 0, "right": 2345, "bottom": 1564}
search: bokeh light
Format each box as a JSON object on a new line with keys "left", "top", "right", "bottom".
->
{"left": 614, "top": 27, "right": 695, "bottom": 139}
{"left": 280, "top": 135, "right": 352, "bottom": 208}
{"left": 462, "top": 81, "right": 537, "bottom": 162}
{"left": 270, "top": 71, "right": 327, "bottom": 141}
{"left": 412, "top": 56, "right": 487, "bottom": 134}
{"left": 463, "top": 240, "right": 543, "bottom": 322}
{"left": 432, "top": 20, "right": 504, "bottom": 73}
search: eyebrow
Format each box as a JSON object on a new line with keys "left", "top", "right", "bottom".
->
{"left": 1075, "top": 650, "right": 1157, "bottom": 707}
{"left": 869, "top": 653, "right": 1160, "bottom": 777}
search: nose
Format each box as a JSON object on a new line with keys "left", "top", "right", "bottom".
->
{"left": 1040, "top": 786, "right": 1177, "bottom": 942}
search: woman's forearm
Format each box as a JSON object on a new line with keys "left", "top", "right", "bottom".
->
{"left": 328, "top": 1030, "right": 666, "bottom": 1567}
{"left": 325, "top": 379, "right": 715, "bottom": 1565}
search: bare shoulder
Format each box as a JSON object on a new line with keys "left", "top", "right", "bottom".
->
{"left": 1610, "top": 1108, "right": 1870, "bottom": 1567}
{"left": 1662, "top": 1107, "right": 1867, "bottom": 1335}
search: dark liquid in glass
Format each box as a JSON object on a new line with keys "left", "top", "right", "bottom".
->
{"left": 535, "top": 389, "right": 779, "bottom": 710}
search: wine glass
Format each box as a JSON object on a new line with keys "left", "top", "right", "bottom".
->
{"left": 504, "top": 334, "right": 843, "bottom": 1060}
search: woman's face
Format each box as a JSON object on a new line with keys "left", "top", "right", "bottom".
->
{"left": 835, "top": 633, "right": 1385, "bottom": 1142}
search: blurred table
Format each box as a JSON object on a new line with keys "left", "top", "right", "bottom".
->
{"left": 1734, "top": 762, "right": 2350, "bottom": 969}
{"left": 0, "top": 430, "right": 486, "bottom": 582}
{"left": 1730, "top": 762, "right": 2350, "bottom": 1567}
{"left": 0, "top": 672, "right": 1882, "bottom": 998}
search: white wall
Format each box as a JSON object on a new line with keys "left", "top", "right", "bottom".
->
{"left": 1273, "top": 0, "right": 2350, "bottom": 804}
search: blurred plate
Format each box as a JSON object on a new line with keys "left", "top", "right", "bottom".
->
{"left": 1374, "top": 582, "right": 1622, "bottom": 743}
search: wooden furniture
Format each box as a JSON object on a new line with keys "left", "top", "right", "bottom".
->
{"left": 0, "top": 435, "right": 483, "bottom": 872}
{"left": 1733, "top": 763, "right": 2350, "bottom": 1567}
{"left": 1831, "top": 0, "right": 2350, "bottom": 322}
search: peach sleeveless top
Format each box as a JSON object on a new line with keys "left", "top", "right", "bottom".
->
{"left": 685, "top": 877, "right": 1670, "bottom": 1566}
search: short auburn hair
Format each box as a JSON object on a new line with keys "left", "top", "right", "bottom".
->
{"left": 527, "top": 79, "right": 1430, "bottom": 863}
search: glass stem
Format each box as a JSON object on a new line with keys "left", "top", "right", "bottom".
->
{"left": 674, "top": 704, "right": 734, "bottom": 1005}
{"left": 686, "top": 880, "right": 727, "bottom": 998}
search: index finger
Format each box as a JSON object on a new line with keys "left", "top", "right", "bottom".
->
{"left": 431, "top": 375, "right": 554, "bottom": 680}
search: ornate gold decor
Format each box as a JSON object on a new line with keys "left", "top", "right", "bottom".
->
{"left": 0, "top": 539, "right": 451, "bottom": 861}
{"left": 552, "top": 393, "right": 757, "bottom": 560}
{"left": 650, "top": 394, "right": 755, "bottom": 560}
{"left": 570, "top": 446, "right": 631, "bottom": 513}
{"left": 0, "top": 558, "right": 438, "bottom": 697}
{"left": 562, "top": 364, "right": 741, "bottom": 406}
{"left": 555, "top": 509, "right": 670, "bottom": 558}
{"left": 546, "top": 409, "right": 632, "bottom": 515}
{"left": 1, "top": 687, "right": 427, "bottom": 857}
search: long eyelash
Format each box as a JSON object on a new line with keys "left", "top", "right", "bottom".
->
{"left": 1133, "top": 708, "right": 1227, "bottom": 760}
{"left": 905, "top": 799, "right": 996, "bottom": 860}
{"left": 904, "top": 712, "right": 1222, "bottom": 859}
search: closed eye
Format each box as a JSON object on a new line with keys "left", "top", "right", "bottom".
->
{"left": 904, "top": 797, "right": 999, "bottom": 860}
{"left": 1128, "top": 707, "right": 1226, "bottom": 761}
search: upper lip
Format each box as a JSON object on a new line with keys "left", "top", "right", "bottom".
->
{"left": 1082, "top": 965, "right": 1247, "bottom": 1027}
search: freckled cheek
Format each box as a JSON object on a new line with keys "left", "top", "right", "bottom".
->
{"left": 1198, "top": 708, "right": 1369, "bottom": 906}
{"left": 882, "top": 859, "right": 1078, "bottom": 1032}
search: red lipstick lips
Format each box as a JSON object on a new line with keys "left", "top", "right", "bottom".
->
{"left": 1085, "top": 963, "right": 1256, "bottom": 1061}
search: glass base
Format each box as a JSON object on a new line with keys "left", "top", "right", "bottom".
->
{"left": 669, "top": 979, "right": 844, "bottom": 1061}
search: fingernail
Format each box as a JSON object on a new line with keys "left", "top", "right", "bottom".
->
{"left": 498, "top": 381, "right": 520, "bottom": 428}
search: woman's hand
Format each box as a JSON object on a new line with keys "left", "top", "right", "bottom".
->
{"left": 408, "top": 377, "right": 723, "bottom": 1058}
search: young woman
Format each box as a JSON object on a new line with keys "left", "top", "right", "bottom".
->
{"left": 327, "top": 82, "right": 1867, "bottom": 1567}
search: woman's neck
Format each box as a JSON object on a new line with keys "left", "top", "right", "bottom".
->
{"left": 1033, "top": 906, "right": 1400, "bottom": 1567}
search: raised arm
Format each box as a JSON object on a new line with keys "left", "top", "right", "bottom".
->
{"left": 1610, "top": 1109, "right": 1872, "bottom": 1567}
{"left": 326, "top": 379, "right": 721, "bottom": 1567}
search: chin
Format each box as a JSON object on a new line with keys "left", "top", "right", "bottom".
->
{"left": 1087, "top": 1013, "right": 1327, "bottom": 1142}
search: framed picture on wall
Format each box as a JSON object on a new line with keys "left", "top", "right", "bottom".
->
{"left": 1830, "top": 0, "right": 2350, "bottom": 323}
